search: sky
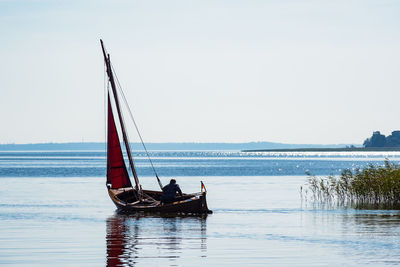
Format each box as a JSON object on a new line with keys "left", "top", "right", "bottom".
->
{"left": 1, "top": 0, "right": 399, "bottom": 144}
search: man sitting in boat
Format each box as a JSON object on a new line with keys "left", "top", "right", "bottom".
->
{"left": 161, "top": 179, "right": 183, "bottom": 203}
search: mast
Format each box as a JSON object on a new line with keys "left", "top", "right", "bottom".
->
{"left": 101, "top": 40, "right": 141, "bottom": 195}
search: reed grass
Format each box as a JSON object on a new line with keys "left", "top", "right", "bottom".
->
{"left": 303, "top": 160, "right": 400, "bottom": 209}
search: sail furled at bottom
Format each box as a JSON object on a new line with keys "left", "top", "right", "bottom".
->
{"left": 107, "top": 94, "right": 133, "bottom": 189}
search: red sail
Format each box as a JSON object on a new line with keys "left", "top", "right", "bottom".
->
{"left": 107, "top": 94, "right": 133, "bottom": 189}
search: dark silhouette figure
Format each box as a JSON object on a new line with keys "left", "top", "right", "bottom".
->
{"left": 161, "top": 179, "right": 183, "bottom": 203}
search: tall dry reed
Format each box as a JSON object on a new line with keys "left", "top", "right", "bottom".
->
{"left": 303, "top": 160, "right": 400, "bottom": 208}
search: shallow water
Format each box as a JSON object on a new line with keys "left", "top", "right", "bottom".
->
{"left": 1, "top": 151, "right": 400, "bottom": 266}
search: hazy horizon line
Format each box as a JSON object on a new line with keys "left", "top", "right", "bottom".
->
{"left": 0, "top": 141, "right": 359, "bottom": 146}
{"left": 0, "top": 141, "right": 362, "bottom": 151}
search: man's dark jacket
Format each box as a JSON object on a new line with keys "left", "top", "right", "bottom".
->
{"left": 161, "top": 183, "right": 183, "bottom": 202}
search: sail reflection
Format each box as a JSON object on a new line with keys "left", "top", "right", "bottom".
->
{"left": 106, "top": 213, "right": 208, "bottom": 266}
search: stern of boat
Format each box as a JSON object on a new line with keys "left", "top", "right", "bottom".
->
{"left": 199, "top": 191, "right": 212, "bottom": 214}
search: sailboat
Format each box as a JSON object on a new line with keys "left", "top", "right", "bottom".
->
{"left": 101, "top": 40, "right": 211, "bottom": 214}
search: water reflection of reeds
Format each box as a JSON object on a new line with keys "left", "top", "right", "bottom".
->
{"left": 302, "top": 209, "right": 400, "bottom": 265}
{"left": 106, "top": 213, "right": 207, "bottom": 266}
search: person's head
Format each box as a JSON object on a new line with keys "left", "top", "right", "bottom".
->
{"left": 170, "top": 179, "right": 176, "bottom": 185}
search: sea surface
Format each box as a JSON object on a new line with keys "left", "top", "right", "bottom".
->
{"left": 1, "top": 151, "right": 400, "bottom": 266}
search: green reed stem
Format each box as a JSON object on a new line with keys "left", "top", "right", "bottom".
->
{"left": 304, "top": 160, "right": 400, "bottom": 209}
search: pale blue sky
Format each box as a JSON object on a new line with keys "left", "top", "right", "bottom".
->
{"left": 1, "top": 0, "right": 399, "bottom": 144}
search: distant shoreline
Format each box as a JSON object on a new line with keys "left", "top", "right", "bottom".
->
{"left": 2, "top": 143, "right": 399, "bottom": 152}
{"left": 0, "top": 142, "right": 357, "bottom": 151}
{"left": 242, "top": 147, "right": 400, "bottom": 152}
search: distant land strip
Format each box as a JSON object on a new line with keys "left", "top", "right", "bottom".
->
{"left": 242, "top": 147, "right": 400, "bottom": 152}
{"left": 0, "top": 142, "right": 357, "bottom": 151}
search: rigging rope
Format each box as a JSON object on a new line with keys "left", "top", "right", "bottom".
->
{"left": 110, "top": 62, "right": 163, "bottom": 190}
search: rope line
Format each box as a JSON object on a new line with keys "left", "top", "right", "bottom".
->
{"left": 110, "top": 62, "right": 163, "bottom": 190}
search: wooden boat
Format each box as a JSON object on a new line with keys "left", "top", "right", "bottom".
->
{"left": 100, "top": 40, "right": 212, "bottom": 214}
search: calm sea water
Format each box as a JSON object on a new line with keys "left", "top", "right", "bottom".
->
{"left": 1, "top": 151, "right": 400, "bottom": 266}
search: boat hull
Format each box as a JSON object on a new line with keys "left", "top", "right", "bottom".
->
{"left": 108, "top": 188, "right": 212, "bottom": 214}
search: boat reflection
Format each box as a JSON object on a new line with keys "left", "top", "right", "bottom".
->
{"left": 106, "top": 213, "right": 208, "bottom": 266}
